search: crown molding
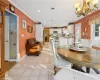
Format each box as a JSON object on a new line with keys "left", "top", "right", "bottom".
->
{"left": 8, "top": 0, "right": 36, "bottom": 23}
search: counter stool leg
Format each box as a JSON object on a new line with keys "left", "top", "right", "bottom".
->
{"left": 72, "top": 64, "right": 85, "bottom": 72}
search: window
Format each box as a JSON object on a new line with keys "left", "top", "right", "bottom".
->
{"left": 95, "top": 24, "right": 100, "bottom": 37}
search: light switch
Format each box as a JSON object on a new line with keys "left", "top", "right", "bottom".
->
{"left": 21, "top": 34, "right": 24, "bottom": 37}
{"left": 85, "top": 28, "right": 87, "bottom": 31}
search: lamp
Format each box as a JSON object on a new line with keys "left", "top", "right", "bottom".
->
{"left": 75, "top": 0, "right": 98, "bottom": 17}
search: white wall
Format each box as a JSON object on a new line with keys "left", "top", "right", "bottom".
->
{"left": 81, "top": 39, "right": 91, "bottom": 47}
{"left": 36, "top": 24, "right": 43, "bottom": 42}
{"left": 67, "top": 25, "right": 74, "bottom": 33}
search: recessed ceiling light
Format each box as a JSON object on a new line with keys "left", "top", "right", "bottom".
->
{"left": 38, "top": 10, "right": 40, "bottom": 12}
{"left": 51, "top": 8, "right": 55, "bottom": 10}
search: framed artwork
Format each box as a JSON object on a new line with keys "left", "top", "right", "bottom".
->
{"left": 22, "top": 20, "right": 26, "bottom": 29}
{"left": 27, "top": 26, "right": 33, "bottom": 33}
{"left": 9, "top": 4, "right": 15, "bottom": 13}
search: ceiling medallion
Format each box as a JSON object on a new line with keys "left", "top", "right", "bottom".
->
{"left": 75, "top": 0, "right": 98, "bottom": 17}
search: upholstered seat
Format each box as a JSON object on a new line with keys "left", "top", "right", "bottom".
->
{"left": 26, "top": 38, "right": 42, "bottom": 56}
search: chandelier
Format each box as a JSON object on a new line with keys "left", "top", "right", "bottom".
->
{"left": 75, "top": 0, "right": 98, "bottom": 17}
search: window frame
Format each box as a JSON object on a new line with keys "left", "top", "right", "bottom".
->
{"left": 94, "top": 24, "right": 100, "bottom": 37}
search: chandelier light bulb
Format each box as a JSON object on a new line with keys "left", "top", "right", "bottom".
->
{"left": 86, "top": 0, "right": 91, "bottom": 4}
{"left": 77, "top": 7, "right": 81, "bottom": 12}
{"left": 75, "top": 2, "right": 80, "bottom": 8}
{"left": 92, "top": 0, "right": 98, "bottom": 5}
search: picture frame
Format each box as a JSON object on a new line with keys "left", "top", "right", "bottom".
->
{"left": 27, "top": 26, "right": 33, "bottom": 33}
{"left": 22, "top": 20, "right": 26, "bottom": 29}
{"left": 9, "top": 4, "right": 15, "bottom": 13}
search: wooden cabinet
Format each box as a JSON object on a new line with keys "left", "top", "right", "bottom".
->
{"left": 0, "top": 0, "right": 8, "bottom": 76}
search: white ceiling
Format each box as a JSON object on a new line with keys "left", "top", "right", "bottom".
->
{"left": 9, "top": 0, "right": 100, "bottom": 27}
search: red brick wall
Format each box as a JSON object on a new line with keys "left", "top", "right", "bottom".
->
{"left": 74, "top": 10, "right": 100, "bottom": 40}
{"left": 6, "top": 2, "right": 36, "bottom": 58}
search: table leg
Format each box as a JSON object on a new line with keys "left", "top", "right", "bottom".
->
{"left": 72, "top": 64, "right": 85, "bottom": 72}
{"left": 86, "top": 67, "right": 90, "bottom": 73}
{"left": 92, "top": 68, "right": 100, "bottom": 74}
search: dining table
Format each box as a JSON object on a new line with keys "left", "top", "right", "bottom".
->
{"left": 57, "top": 45, "right": 100, "bottom": 74}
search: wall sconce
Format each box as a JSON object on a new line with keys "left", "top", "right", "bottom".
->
{"left": 85, "top": 28, "right": 87, "bottom": 32}
{"left": 82, "top": 32, "right": 85, "bottom": 36}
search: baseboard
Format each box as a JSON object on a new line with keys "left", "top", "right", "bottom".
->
{"left": 5, "top": 59, "right": 17, "bottom": 62}
{"left": 8, "top": 59, "right": 16, "bottom": 62}
{"left": 17, "top": 54, "right": 27, "bottom": 62}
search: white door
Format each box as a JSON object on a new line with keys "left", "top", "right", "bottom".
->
{"left": 5, "top": 16, "right": 10, "bottom": 61}
{"left": 9, "top": 29, "right": 17, "bottom": 59}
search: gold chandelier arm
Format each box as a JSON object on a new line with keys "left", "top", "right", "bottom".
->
{"left": 75, "top": 0, "right": 98, "bottom": 17}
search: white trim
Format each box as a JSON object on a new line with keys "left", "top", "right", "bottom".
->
{"left": 17, "top": 54, "right": 27, "bottom": 62}
{"left": 16, "top": 15, "right": 19, "bottom": 62}
{"left": 9, "top": 28, "right": 17, "bottom": 32}
{"left": 8, "top": 0, "right": 36, "bottom": 23}
{"left": 5, "top": 10, "right": 19, "bottom": 62}
{"left": 8, "top": 59, "right": 17, "bottom": 62}
{"left": 5, "top": 9, "right": 18, "bottom": 17}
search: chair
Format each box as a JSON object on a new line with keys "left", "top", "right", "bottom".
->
{"left": 25, "top": 38, "right": 42, "bottom": 56}
{"left": 54, "top": 67, "right": 99, "bottom": 80}
{"left": 50, "top": 38, "right": 71, "bottom": 74}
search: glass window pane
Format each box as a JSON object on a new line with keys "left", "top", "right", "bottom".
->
{"left": 95, "top": 32, "right": 99, "bottom": 36}
{"left": 95, "top": 24, "right": 100, "bottom": 31}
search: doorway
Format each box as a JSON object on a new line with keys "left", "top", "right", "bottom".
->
{"left": 5, "top": 10, "right": 19, "bottom": 62}
{"left": 43, "top": 28, "right": 50, "bottom": 43}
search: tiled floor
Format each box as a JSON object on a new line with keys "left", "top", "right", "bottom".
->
{"left": 2, "top": 43, "right": 54, "bottom": 80}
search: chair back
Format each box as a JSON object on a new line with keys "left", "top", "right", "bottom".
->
{"left": 50, "top": 38, "right": 58, "bottom": 66}
{"left": 26, "top": 38, "right": 36, "bottom": 45}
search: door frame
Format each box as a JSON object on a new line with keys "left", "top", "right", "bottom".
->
{"left": 44, "top": 28, "right": 50, "bottom": 43}
{"left": 5, "top": 9, "right": 19, "bottom": 62}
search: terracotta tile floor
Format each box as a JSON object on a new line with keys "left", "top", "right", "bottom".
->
{"left": 1, "top": 43, "right": 54, "bottom": 80}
